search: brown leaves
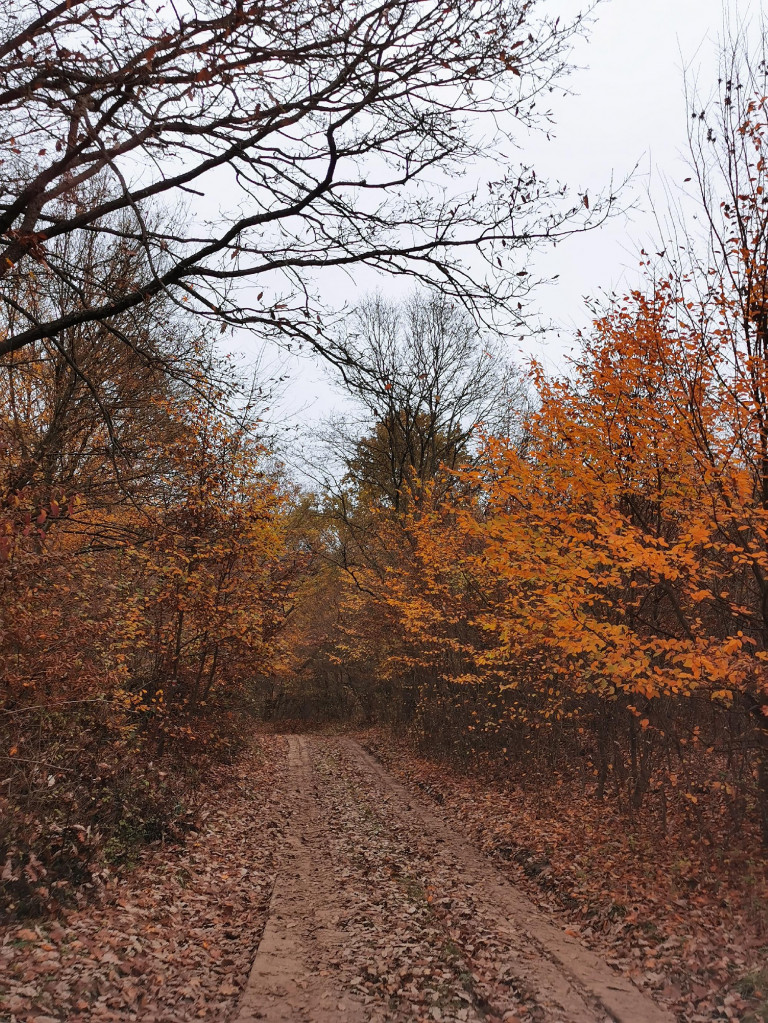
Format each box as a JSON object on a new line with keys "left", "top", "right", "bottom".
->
{"left": 363, "top": 730, "right": 768, "bottom": 1023}
{"left": 276, "top": 737, "right": 532, "bottom": 1023}
{"left": 0, "top": 737, "right": 288, "bottom": 1023}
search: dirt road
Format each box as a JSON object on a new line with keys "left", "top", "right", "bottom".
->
{"left": 234, "top": 736, "right": 673, "bottom": 1023}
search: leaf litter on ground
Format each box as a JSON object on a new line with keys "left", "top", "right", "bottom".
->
{"left": 3, "top": 728, "right": 767, "bottom": 1023}
{"left": 359, "top": 730, "right": 768, "bottom": 1023}
{"left": 0, "top": 735, "right": 289, "bottom": 1023}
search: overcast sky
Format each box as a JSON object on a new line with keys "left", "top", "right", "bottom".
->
{"left": 253, "top": 0, "right": 745, "bottom": 429}
{"left": 522, "top": 0, "right": 732, "bottom": 360}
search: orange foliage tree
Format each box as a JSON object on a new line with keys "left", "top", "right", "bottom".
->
{"left": 0, "top": 313, "right": 297, "bottom": 912}
{"left": 375, "top": 266, "right": 768, "bottom": 843}
{"left": 293, "top": 50, "right": 768, "bottom": 848}
{"left": 114, "top": 386, "right": 294, "bottom": 751}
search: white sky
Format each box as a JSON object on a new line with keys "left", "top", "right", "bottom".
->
{"left": 246, "top": 0, "right": 741, "bottom": 430}
{"left": 521, "top": 0, "right": 731, "bottom": 364}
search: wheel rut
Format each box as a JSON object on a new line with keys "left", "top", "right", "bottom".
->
{"left": 234, "top": 736, "right": 366, "bottom": 1022}
{"left": 234, "top": 736, "right": 674, "bottom": 1023}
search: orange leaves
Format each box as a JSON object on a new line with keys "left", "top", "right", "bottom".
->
{"left": 347, "top": 272, "right": 768, "bottom": 750}
{"left": 0, "top": 343, "right": 297, "bottom": 769}
{"left": 115, "top": 397, "right": 293, "bottom": 718}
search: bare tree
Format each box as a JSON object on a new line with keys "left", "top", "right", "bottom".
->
{"left": 313, "top": 291, "right": 528, "bottom": 511}
{"left": 0, "top": 0, "right": 603, "bottom": 365}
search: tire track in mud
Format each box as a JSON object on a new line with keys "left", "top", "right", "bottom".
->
{"left": 235, "top": 736, "right": 674, "bottom": 1023}
{"left": 234, "top": 736, "right": 367, "bottom": 1022}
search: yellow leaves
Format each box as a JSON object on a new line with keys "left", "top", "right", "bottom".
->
{"left": 721, "top": 637, "right": 743, "bottom": 657}
{"left": 711, "top": 689, "right": 734, "bottom": 704}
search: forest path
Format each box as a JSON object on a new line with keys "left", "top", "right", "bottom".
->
{"left": 234, "top": 735, "right": 673, "bottom": 1023}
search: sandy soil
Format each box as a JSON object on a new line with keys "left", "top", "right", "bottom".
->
{"left": 234, "top": 736, "right": 674, "bottom": 1023}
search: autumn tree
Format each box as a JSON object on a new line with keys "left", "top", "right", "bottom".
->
{"left": 372, "top": 27, "right": 768, "bottom": 842}
{"left": 285, "top": 292, "right": 527, "bottom": 722}
{"left": 114, "top": 381, "right": 294, "bottom": 751}
{"left": 274, "top": 26, "right": 768, "bottom": 850}
{"left": 0, "top": 215, "right": 210, "bottom": 731}
{"left": 0, "top": 312, "right": 296, "bottom": 912}
{"left": 0, "top": 209, "right": 207, "bottom": 510}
